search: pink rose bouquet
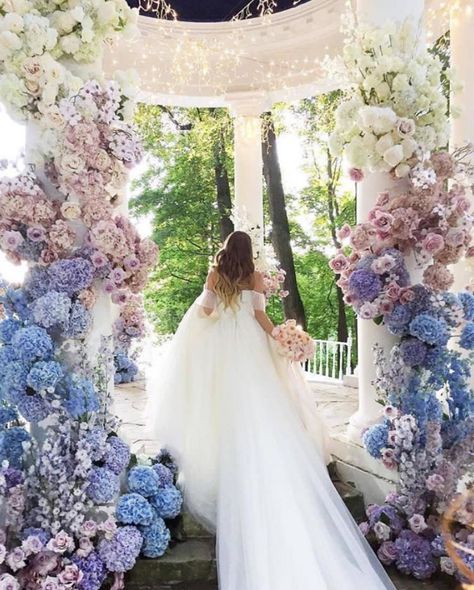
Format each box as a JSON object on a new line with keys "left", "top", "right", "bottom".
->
{"left": 273, "top": 320, "right": 315, "bottom": 363}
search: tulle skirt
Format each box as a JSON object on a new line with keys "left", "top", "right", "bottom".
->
{"left": 147, "top": 299, "right": 395, "bottom": 590}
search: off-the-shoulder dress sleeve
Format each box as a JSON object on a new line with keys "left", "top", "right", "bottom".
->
{"left": 251, "top": 291, "right": 266, "bottom": 311}
{"left": 196, "top": 288, "right": 217, "bottom": 310}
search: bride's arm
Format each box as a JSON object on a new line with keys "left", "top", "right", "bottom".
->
{"left": 198, "top": 270, "right": 218, "bottom": 316}
{"left": 253, "top": 273, "right": 277, "bottom": 337}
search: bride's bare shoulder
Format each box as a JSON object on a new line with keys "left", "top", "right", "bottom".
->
{"left": 253, "top": 271, "right": 265, "bottom": 293}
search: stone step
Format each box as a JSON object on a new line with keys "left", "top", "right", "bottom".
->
{"left": 125, "top": 539, "right": 217, "bottom": 590}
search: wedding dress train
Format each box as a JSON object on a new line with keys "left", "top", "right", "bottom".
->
{"left": 148, "top": 289, "right": 395, "bottom": 590}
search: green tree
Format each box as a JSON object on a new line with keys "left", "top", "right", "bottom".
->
{"left": 131, "top": 105, "right": 234, "bottom": 333}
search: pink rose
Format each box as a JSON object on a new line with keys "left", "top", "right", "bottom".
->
{"left": 371, "top": 254, "right": 396, "bottom": 274}
{"left": 358, "top": 522, "right": 370, "bottom": 536}
{"left": 58, "top": 564, "right": 83, "bottom": 586}
{"left": 379, "top": 299, "right": 394, "bottom": 314}
{"left": 426, "top": 474, "right": 444, "bottom": 493}
{"left": 384, "top": 405, "right": 399, "bottom": 419}
{"left": 377, "top": 541, "right": 398, "bottom": 565}
{"left": 423, "top": 263, "right": 454, "bottom": 291}
{"left": 381, "top": 448, "right": 397, "bottom": 470}
{"left": 422, "top": 232, "right": 444, "bottom": 255}
{"left": 358, "top": 302, "right": 379, "bottom": 319}
{"left": 46, "top": 531, "right": 74, "bottom": 554}
{"left": 329, "top": 253, "right": 349, "bottom": 273}
{"left": 1, "top": 230, "right": 24, "bottom": 251}
{"left": 445, "top": 227, "right": 465, "bottom": 248}
{"left": 336, "top": 224, "right": 352, "bottom": 241}
{"left": 27, "top": 226, "right": 46, "bottom": 242}
{"left": 111, "top": 290, "right": 129, "bottom": 305}
{"left": 348, "top": 167, "right": 364, "bottom": 182}
{"left": 453, "top": 195, "right": 471, "bottom": 213}
{"left": 0, "top": 573, "right": 20, "bottom": 590}
{"left": 399, "top": 288, "right": 415, "bottom": 304}
{"left": 39, "top": 249, "right": 59, "bottom": 266}
{"left": 385, "top": 282, "right": 401, "bottom": 301}
{"left": 408, "top": 514, "right": 427, "bottom": 534}
{"left": 396, "top": 117, "right": 415, "bottom": 138}
{"left": 370, "top": 209, "right": 393, "bottom": 231}
{"left": 376, "top": 192, "right": 390, "bottom": 207}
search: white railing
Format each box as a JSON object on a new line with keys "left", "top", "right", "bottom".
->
{"left": 304, "top": 334, "right": 354, "bottom": 382}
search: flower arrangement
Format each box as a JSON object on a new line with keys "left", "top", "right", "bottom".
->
{"left": 329, "top": 19, "right": 451, "bottom": 177}
{"left": 329, "top": 16, "right": 474, "bottom": 581}
{"left": 273, "top": 319, "right": 315, "bottom": 363}
{"left": 0, "top": 0, "right": 138, "bottom": 121}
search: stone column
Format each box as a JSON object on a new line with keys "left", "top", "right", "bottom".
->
{"left": 450, "top": 2, "right": 474, "bottom": 293}
{"left": 226, "top": 91, "right": 268, "bottom": 249}
{"left": 348, "top": 0, "right": 425, "bottom": 441}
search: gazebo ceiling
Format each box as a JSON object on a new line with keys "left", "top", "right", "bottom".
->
{"left": 126, "top": 0, "right": 312, "bottom": 23}
{"left": 104, "top": 0, "right": 449, "bottom": 109}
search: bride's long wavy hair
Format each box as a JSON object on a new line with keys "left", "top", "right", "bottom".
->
{"left": 213, "top": 231, "right": 255, "bottom": 309}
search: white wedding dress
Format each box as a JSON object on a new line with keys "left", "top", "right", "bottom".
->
{"left": 148, "top": 288, "right": 395, "bottom": 590}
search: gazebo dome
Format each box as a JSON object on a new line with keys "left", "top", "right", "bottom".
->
{"left": 104, "top": 0, "right": 447, "bottom": 108}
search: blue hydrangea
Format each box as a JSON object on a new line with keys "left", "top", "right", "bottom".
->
{"left": 48, "top": 257, "right": 94, "bottom": 296}
{"left": 458, "top": 292, "right": 474, "bottom": 321}
{"left": 17, "top": 393, "right": 51, "bottom": 423}
{"left": 386, "top": 304, "right": 412, "bottom": 335}
{"left": 59, "top": 374, "right": 99, "bottom": 418}
{"left": 31, "top": 291, "right": 71, "bottom": 330}
{"left": 141, "top": 518, "right": 171, "bottom": 558}
{"left": 11, "top": 326, "right": 54, "bottom": 362}
{"left": 86, "top": 467, "right": 120, "bottom": 504}
{"left": 0, "top": 426, "right": 31, "bottom": 468}
{"left": 155, "top": 449, "right": 179, "bottom": 475}
{"left": 151, "top": 486, "right": 183, "bottom": 519}
{"left": 21, "top": 527, "right": 51, "bottom": 545}
{"left": 152, "top": 463, "right": 174, "bottom": 488}
{"left": 460, "top": 322, "right": 474, "bottom": 350}
{"left": 27, "top": 361, "right": 64, "bottom": 392}
{"left": 1, "top": 361, "right": 29, "bottom": 403}
{"left": 1, "top": 287, "right": 30, "bottom": 321}
{"left": 116, "top": 493, "right": 155, "bottom": 526}
{"left": 0, "top": 406, "right": 18, "bottom": 427}
{"left": 105, "top": 436, "right": 131, "bottom": 475}
{"left": 128, "top": 466, "right": 160, "bottom": 497}
{"left": 399, "top": 338, "right": 427, "bottom": 367}
{"left": 349, "top": 269, "right": 382, "bottom": 302}
{"left": 409, "top": 314, "right": 449, "bottom": 346}
{"left": 0, "top": 318, "right": 23, "bottom": 344}
{"left": 72, "top": 551, "right": 107, "bottom": 590}
{"left": 64, "top": 301, "right": 92, "bottom": 339}
{"left": 0, "top": 346, "right": 17, "bottom": 371}
{"left": 362, "top": 422, "right": 390, "bottom": 459}
{"left": 98, "top": 526, "right": 142, "bottom": 573}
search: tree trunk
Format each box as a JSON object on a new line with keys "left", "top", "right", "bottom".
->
{"left": 325, "top": 148, "right": 349, "bottom": 343}
{"left": 262, "top": 115, "right": 306, "bottom": 329}
{"left": 213, "top": 133, "right": 234, "bottom": 242}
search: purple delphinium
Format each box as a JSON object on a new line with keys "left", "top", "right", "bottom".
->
{"left": 348, "top": 269, "right": 383, "bottom": 302}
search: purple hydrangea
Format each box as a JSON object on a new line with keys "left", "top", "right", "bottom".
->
{"left": 17, "top": 393, "right": 51, "bottom": 423}
{"left": 394, "top": 530, "right": 437, "bottom": 580}
{"left": 48, "top": 257, "right": 94, "bottom": 296}
{"left": 349, "top": 269, "right": 383, "bottom": 302}
{"left": 72, "top": 551, "right": 107, "bottom": 590}
{"left": 386, "top": 304, "right": 412, "bottom": 335}
{"left": 86, "top": 467, "right": 120, "bottom": 504}
{"left": 367, "top": 504, "right": 404, "bottom": 535}
{"left": 98, "top": 526, "right": 143, "bottom": 572}
{"left": 85, "top": 427, "right": 108, "bottom": 462}
{"left": 399, "top": 338, "right": 428, "bottom": 367}
{"left": 104, "top": 436, "right": 131, "bottom": 475}
{"left": 152, "top": 463, "right": 174, "bottom": 488}
{"left": 24, "top": 266, "right": 52, "bottom": 299}
{"left": 64, "top": 301, "right": 92, "bottom": 339}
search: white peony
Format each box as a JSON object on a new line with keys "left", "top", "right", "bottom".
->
{"left": 59, "top": 32, "right": 81, "bottom": 54}
{"left": 383, "top": 144, "right": 404, "bottom": 168}
{"left": 0, "top": 30, "right": 22, "bottom": 51}
{"left": 1, "top": 13, "right": 24, "bottom": 33}
{"left": 0, "top": 73, "right": 29, "bottom": 109}
{"left": 375, "top": 133, "right": 394, "bottom": 156}
{"left": 97, "top": 1, "right": 118, "bottom": 26}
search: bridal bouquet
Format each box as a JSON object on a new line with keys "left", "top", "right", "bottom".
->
{"left": 273, "top": 320, "right": 315, "bottom": 363}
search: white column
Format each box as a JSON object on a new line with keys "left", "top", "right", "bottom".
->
{"left": 450, "top": 2, "right": 474, "bottom": 293}
{"left": 226, "top": 92, "right": 268, "bottom": 246}
{"left": 348, "top": 0, "right": 425, "bottom": 441}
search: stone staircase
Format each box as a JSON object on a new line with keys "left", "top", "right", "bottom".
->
{"left": 125, "top": 471, "right": 365, "bottom": 590}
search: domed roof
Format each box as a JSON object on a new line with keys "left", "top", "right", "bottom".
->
{"left": 127, "top": 0, "right": 311, "bottom": 22}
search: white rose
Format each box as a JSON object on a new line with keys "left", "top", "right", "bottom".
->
{"left": 396, "top": 117, "right": 415, "bottom": 138}
{"left": 70, "top": 6, "right": 85, "bottom": 22}
{"left": 24, "top": 78, "right": 40, "bottom": 96}
{"left": 1, "top": 13, "right": 24, "bottom": 33}
{"left": 41, "top": 82, "right": 59, "bottom": 105}
{"left": 383, "top": 144, "right": 404, "bottom": 168}
{"left": 375, "top": 81, "right": 391, "bottom": 100}
{"left": 0, "top": 30, "right": 22, "bottom": 50}
{"left": 21, "top": 57, "right": 43, "bottom": 80}
{"left": 0, "top": 73, "right": 28, "bottom": 110}
{"left": 61, "top": 202, "right": 81, "bottom": 220}
{"left": 401, "top": 137, "right": 418, "bottom": 159}
{"left": 55, "top": 11, "right": 76, "bottom": 34}
{"left": 346, "top": 137, "right": 369, "bottom": 168}
{"left": 60, "top": 33, "right": 81, "bottom": 55}
{"left": 97, "top": 1, "right": 118, "bottom": 26}
{"left": 59, "top": 152, "right": 85, "bottom": 174}
{"left": 392, "top": 73, "right": 410, "bottom": 92}
{"left": 375, "top": 133, "right": 394, "bottom": 155}
{"left": 394, "top": 163, "right": 411, "bottom": 178}
{"left": 80, "top": 15, "right": 94, "bottom": 43}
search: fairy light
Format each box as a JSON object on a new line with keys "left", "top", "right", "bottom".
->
{"left": 425, "top": 0, "right": 473, "bottom": 42}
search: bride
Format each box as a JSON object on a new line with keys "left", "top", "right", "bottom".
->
{"left": 148, "top": 231, "right": 395, "bottom": 590}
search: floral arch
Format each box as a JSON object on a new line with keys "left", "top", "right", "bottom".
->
{"left": 0, "top": 0, "right": 473, "bottom": 588}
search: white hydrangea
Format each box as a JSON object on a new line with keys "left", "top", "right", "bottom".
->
{"left": 328, "top": 18, "right": 449, "bottom": 176}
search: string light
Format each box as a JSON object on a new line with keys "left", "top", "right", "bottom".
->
{"left": 425, "top": 0, "right": 473, "bottom": 42}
